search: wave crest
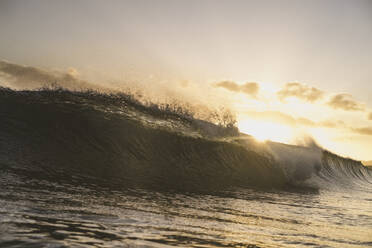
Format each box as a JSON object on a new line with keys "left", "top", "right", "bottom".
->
{"left": 0, "top": 87, "right": 371, "bottom": 191}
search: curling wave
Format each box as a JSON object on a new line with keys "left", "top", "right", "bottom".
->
{"left": 0, "top": 87, "right": 371, "bottom": 191}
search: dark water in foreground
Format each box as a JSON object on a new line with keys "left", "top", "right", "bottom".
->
{"left": 0, "top": 88, "right": 371, "bottom": 247}
{"left": 1, "top": 176, "right": 372, "bottom": 248}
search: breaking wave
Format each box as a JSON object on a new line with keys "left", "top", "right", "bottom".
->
{"left": 0, "top": 87, "right": 371, "bottom": 191}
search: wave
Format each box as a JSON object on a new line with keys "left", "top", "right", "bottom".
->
{"left": 0, "top": 87, "right": 371, "bottom": 191}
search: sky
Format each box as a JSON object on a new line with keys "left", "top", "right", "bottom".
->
{"left": 0, "top": 0, "right": 372, "bottom": 161}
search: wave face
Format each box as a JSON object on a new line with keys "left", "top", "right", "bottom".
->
{"left": 0, "top": 87, "right": 371, "bottom": 191}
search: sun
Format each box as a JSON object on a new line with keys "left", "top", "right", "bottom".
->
{"left": 237, "top": 119, "right": 294, "bottom": 143}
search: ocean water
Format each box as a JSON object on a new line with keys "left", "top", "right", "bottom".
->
{"left": 1, "top": 88, "right": 371, "bottom": 247}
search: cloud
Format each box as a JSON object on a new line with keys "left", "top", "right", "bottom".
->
{"left": 327, "top": 94, "right": 365, "bottom": 111}
{"left": 215, "top": 81, "right": 259, "bottom": 98}
{"left": 215, "top": 81, "right": 239, "bottom": 92}
{"left": 277, "top": 82, "right": 368, "bottom": 114}
{"left": 297, "top": 117, "right": 317, "bottom": 127}
{"left": 277, "top": 82, "right": 324, "bottom": 103}
{"left": 243, "top": 111, "right": 351, "bottom": 130}
{"left": 244, "top": 110, "right": 316, "bottom": 127}
{"left": 0, "top": 60, "right": 99, "bottom": 90}
{"left": 0, "top": 60, "right": 56, "bottom": 88}
{"left": 318, "top": 120, "right": 346, "bottom": 128}
{"left": 240, "top": 82, "right": 259, "bottom": 96}
{"left": 352, "top": 127, "right": 372, "bottom": 136}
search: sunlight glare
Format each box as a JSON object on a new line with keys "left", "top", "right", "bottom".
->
{"left": 238, "top": 119, "right": 294, "bottom": 143}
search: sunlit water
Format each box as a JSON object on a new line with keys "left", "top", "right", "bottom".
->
{"left": 1, "top": 173, "right": 371, "bottom": 248}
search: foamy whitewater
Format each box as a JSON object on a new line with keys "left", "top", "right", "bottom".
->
{"left": 0, "top": 87, "right": 371, "bottom": 247}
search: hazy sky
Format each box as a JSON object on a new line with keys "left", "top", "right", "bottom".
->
{"left": 1, "top": 0, "right": 372, "bottom": 160}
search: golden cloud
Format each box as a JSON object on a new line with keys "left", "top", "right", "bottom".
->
{"left": 327, "top": 94, "right": 365, "bottom": 111}
{"left": 215, "top": 81, "right": 259, "bottom": 98}
{"left": 277, "top": 82, "right": 324, "bottom": 102}
{"left": 244, "top": 110, "right": 317, "bottom": 127}
{"left": 243, "top": 111, "right": 350, "bottom": 130}
{"left": 352, "top": 127, "right": 372, "bottom": 136}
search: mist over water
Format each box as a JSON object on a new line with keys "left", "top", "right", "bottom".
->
{"left": 0, "top": 86, "right": 372, "bottom": 247}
